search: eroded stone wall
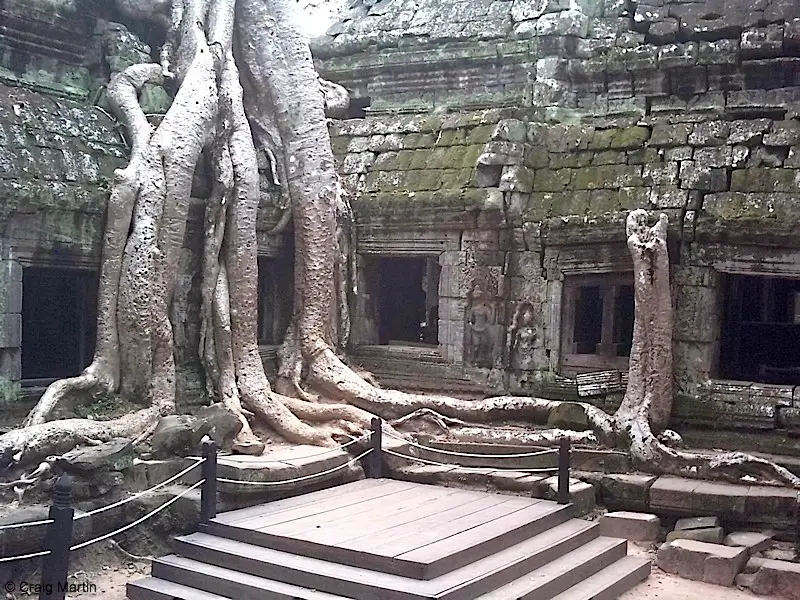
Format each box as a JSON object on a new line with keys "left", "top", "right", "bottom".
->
{"left": 320, "top": 0, "right": 800, "bottom": 434}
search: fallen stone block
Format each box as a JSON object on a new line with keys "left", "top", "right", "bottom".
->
{"left": 657, "top": 539, "right": 748, "bottom": 586}
{"left": 600, "top": 473, "right": 657, "bottom": 511}
{"left": 666, "top": 526, "right": 724, "bottom": 543}
{"left": 675, "top": 515, "right": 720, "bottom": 530}
{"left": 746, "top": 557, "right": 800, "bottom": 599}
{"left": 724, "top": 531, "right": 773, "bottom": 555}
{"left": 598, "top": 511, "right": 660, "bottom": 542}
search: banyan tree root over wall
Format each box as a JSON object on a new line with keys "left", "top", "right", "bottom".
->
{"left": 3, "top": 0, "right": 799, "bottom": 491}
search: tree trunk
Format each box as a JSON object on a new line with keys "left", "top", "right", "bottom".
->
{"left": 614, "top": 210, "right": 673, "bottom": 435}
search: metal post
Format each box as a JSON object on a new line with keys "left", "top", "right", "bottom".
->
{"left": 368, "top": 417, "right": 383, "bottom": 478}
{"left": 200, "top": 437, "right": 218, "bottom": 523}
{"left": 557, "top": 437, "right": 571, "bottom": 505}
{"left": 39, "top": 473, "right": 73, "bottom": 600}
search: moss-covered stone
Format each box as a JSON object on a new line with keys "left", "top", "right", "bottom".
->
{"left": 533, "top": 168, "right": 573, "bottom": 192}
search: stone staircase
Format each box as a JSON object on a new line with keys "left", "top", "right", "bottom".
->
{"left": 127, "top": 479, "right": 650, "bottom": 600}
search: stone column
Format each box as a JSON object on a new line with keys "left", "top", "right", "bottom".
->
{"left": 0, "top": 252, "right": 22, "bottom": 382}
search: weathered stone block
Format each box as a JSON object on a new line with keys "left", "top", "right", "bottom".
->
{"left": 650, "top": 476, "right": 701, "bottom": 513}
{"left": 741, "top": 25, "right": 784, "bottom": 59}
{"left": 730, "top": 168, "right": 799, "bottom": 192}
{"left": 648, "top": 18, "right": 679, "bottom": 44}
{"left": 533, "top": 168, "right": 573, "bottom": 191}
{"left": 600, "top": 511, "right": 660, "bottom": 542}
{"left": 536, "top": 9, "right": 589, "bottom": 37}
{"left": 658, "top": 43, "right": 698, "bottom": 69}
{"left": 500, "top": 165, "right": 534, "bottom": 192}
{"left": 667, "top": 527, "right": 724, "bottom": 544}
{"left": 0, "top": 314, "right": 21, "bottom": 349}
{"left": 343, "top": 152, "right": 376, "bottom": 174}
{"left": 657, "top": 539, "right": 748, "bottom": 586}
{"left": 764, "top": 121, "right": 800, "bottom": 147}
{"left": 746, "top": 486, "right": 799, "bottom": 524}
{"left": 724, "top": 532, "right": 773, "bottom": 555}
{"left": 689, "top": 121, "right": 729, "bottom": 146}
{"left": 492, "top": 119, "right": 528, "bottom": 143}
{"left": 675, "top": 516, "right": 720, "bottom": 531}
{"left": 691, "top": 482, "right": 747, "bottom": 518}
{"left": 600, "top": 473, "right": 657, "bottom": 511}
{"left": 671, "top": 66, "right": 708, "bottom": 97}
{"left": 698, "top": 40, "right": 739, "bottom": 65}
{"left": 649, "top": 123, "right": 692, "bottom": 147}
{"left": 643, "top": 162, "right": 678, "bottom": 185}
{"left": 748, "top": 557, "right": 800, "bottom": 599}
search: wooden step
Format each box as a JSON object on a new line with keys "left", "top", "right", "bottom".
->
{"left": 172, "top": 519, "right": 598, "bottom": 600}
{"left": 150, "top": 555, "right": 351, "bottom": 600}
{"left": 205, "top": 482, "right": 573, "bottom": 579}
{"left": 127, "top": 577, "right": 231, "bottom": 600}
{"left": 549, "top": 555, "right": 651, "bottom": 600}
{"left": 475, "top": 537, "right": 628, "bottom": 599}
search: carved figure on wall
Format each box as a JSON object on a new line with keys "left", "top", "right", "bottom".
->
{"left": 508, "top": 302, "right": 537, "bottom": 370}
{"left": 465, "top": 280, "right": 501, "bottom": 368}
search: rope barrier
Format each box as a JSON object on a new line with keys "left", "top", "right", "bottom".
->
{"left": 219, "top": 433, "right": 370, "bottom": 466}
{"left": 382, "top": 427, "right": 557, "bottom": 459}
{"left": 383, "top": 448, "right": 559, "bottom": 474}
{"left": 70, "top": 479, "right": 204, "bottom": 551}
{"left": 217, "top": 447, "right": 372, "bottom": 486}
{"left": 0, "top": 518, "right": 53, "bottom": 531}
{"left": 186, "top": 432, "right": 370, "bottom": 463}
{"left": 74, "top": 457, "right": 205, "bottom": 521}
{"left": 0, "top": 549, "right": 50, "bottom": 563}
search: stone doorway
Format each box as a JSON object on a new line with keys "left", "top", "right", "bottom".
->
{"left": 372, "top": 256, "right": 440, "bottom": 346}
{"left": 21, "top": 266, "right": 98, "bottom": 382}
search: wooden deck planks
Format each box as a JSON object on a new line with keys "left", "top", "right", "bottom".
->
{"left": 239, "top": 479, "right": 413, "bottom": 530}
{"left": 213, "top": 478, "right": 383, "bottom": 525}
{"left": 285, "top": 486, "right": 465, "bottom": 543}
{"left": 348, "top": 495, "right": 525, "bottom": 556}
{"left": 331, "top": 489, "right": 498, "bottom": 549}
{"left": 209, "top": 479, "right": 569, "bottom": 578}
{"left": 397, "top": 502, "right": 565, "bottom": 563}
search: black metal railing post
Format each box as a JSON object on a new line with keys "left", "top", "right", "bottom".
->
{"left": 200, "top": 437, "right": 218, "bottom": 523}
{"left": 557, "top": 437, "right": 571, "bottom": 505}
{"left": 39, "top": 473, "right": 73, "bottom": 600}
{"left": 368, "top": 417, "right": 383, "bottom": 478}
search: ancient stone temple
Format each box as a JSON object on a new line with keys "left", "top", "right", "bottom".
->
{"left": 1, "top": 0, "right": 800, "bottom": 454}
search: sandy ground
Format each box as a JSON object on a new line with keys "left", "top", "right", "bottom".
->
{"left": 53, "top": 541, "right": 762, "bottom": 600}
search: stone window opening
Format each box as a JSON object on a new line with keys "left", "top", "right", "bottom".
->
{"left": 256, "top": 256, "right": 293, "bottom": 346}
{"left": 21, "top": 266, "right": 98, "bottom": 383}
{"left": 560, "top": 274, "right": 634, "bottom": 375}
{"left": 370, "top": 256, "right": 440, "bottom": 347}
{"left": 719, "top": 274, "right": 800, "bottom": 385}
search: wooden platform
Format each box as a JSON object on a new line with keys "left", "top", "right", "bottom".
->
{"left": 128, "top": 478, "right": 650, "bottom": 600}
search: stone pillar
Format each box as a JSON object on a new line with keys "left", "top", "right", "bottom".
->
{"left": 0, "top": 257, "right": 22, "bottom": 382}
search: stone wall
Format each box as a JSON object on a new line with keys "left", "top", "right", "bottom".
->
{"left": 0, "top": 81, "right": 124, "bottom": 384}
{"left": 318, "top": 0, "right": 800, "bottom": 435}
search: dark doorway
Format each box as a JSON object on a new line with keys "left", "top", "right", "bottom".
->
{"left": 257, "top": 256, "right": 293, "bottom": 345}
{"left": 719, "top": 274, "right": 800, "bottom": 384}
{"left": 22, "top": 267, "right": 98, "bottom": 380}
{"left": 375, "top": 257, "right": 439, "bottom": 345}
